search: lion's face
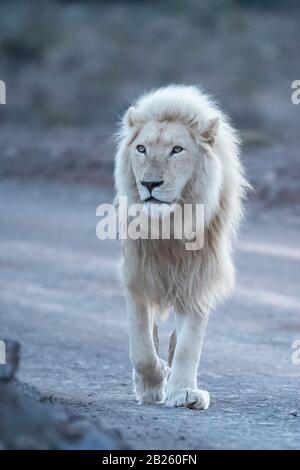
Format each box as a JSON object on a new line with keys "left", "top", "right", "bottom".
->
{"left": 128, "top": 121, "right": 198, "bottom": 206}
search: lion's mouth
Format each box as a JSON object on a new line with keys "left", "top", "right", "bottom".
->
{"left": 144, "top": 196, "right": 164, "bottom": 204}
{"left": 144, "top": 196, "right": 175, "bottom": 205}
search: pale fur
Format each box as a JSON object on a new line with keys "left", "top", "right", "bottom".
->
{"left": 115, "top": 85, "right": 248, "bottom": 317}
{"left": 114, "top": 85, "right": 248, "bottom": 408}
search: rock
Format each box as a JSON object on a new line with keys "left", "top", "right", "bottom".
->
{"left": 0, "top": 341, "right": 126, "bottom": 449}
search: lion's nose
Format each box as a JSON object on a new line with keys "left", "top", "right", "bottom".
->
{"left": 140, "top": 180, "right": 164, "bottom": 193}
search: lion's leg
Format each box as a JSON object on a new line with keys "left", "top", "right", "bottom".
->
{"left": 164, "top": 311, "right": 210, "bottom": 410}
{"left": 126, "top": 294, "right": 170, "bottom": 404}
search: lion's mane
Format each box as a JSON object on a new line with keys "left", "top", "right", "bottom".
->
{"left": 114, "top": 85, "right": 249, "bottom": 316}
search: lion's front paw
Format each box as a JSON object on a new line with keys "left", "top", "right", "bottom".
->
{"left": 164, "top": 387, "right": 210, "bottom": 410}
{"left": 133, "top": 359, "right": 170, "bottom": 404}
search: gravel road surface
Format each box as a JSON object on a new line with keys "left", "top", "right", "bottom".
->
{"left": 1, "top": 180, "right": 299, "bottom": 449}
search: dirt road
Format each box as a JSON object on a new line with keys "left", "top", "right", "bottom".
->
{"left": 1, "top": 180, "right": 299, "bottom": 449}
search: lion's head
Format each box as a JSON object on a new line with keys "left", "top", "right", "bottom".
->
{"left": 129, "top": 120, "right": 198, "bottom": 205}
{"left": 115, "top": 85, "right": 247, "bottom": 234}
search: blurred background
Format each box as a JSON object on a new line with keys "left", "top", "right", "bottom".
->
{"left": 0, "top": 0, "right": 299, "bottom": 206}
{"left": 0, "top": 0, "right": 300, "bottom": 450}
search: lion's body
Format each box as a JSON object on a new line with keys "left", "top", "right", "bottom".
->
{"left": 115, "top": 85, "right": 247, "bottom": 317}
{"left": 114, "top": 85, "right": 248, "bottom": 409}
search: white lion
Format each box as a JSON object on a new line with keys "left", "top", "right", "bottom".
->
{"left": 114, "top": 85, "right": 248, "bottom": 409}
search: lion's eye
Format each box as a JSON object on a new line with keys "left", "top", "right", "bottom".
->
{"left": 136, "top": 145, "right": 146, "bottom": 154}
{"left": 171, "top": 146, "right": 183, "bottom": 154}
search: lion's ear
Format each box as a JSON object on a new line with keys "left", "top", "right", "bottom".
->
{"left": 124, "top": 106, "right": 139, "bottom": 128}
{"left": 201, "top": 117, "right": 220, "bottom": 146}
